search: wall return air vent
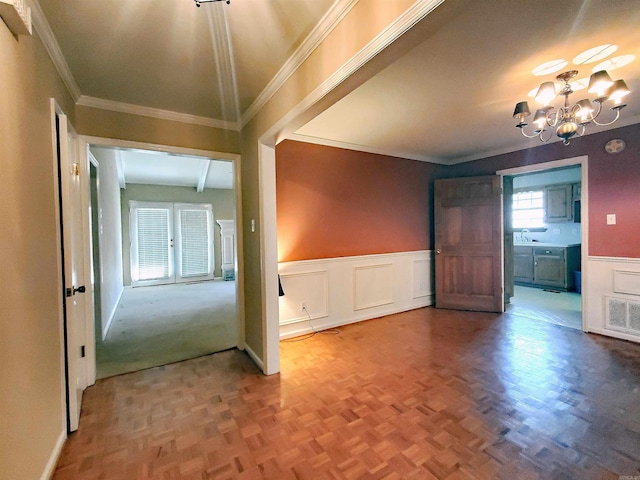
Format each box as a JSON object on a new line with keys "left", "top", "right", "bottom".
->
{"left": 606, "top": 297, "right": 640, "bottom": 334}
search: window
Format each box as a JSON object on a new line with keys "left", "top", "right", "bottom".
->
{"left": 512, "top": 190, "right": 544, "bottom": 228}
{"left": 130, "top": 201, "right": 214, "bottom": 286}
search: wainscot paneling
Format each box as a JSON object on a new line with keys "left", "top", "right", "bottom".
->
{"left": 278, "top": 251, "right": 434, "bottom": 339}
{"left": 584, "top": 256, "right": 640, "bottom": 343}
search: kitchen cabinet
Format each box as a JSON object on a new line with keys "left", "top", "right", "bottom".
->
{"left": 544, "top": 184, "right": 573, "bottom": 222}
{"left": 514, "top": 246, "right": 534, "bottom": 284}
{"left": 513, "top": 244, "right": 581, "bottom": 291}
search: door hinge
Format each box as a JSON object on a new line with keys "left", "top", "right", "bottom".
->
{"left": 80, "top": 345, "right": 85, "bottom": 358}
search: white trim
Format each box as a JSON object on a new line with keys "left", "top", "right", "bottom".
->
{"left": 240, "top": 0, "right": 359, "bottom": 128}
{"left": 278, "top": 250, "right": 433, "bottom": 268}
{"left": 270, "top": 0, "right": 446, "bottom": 146}
{"left": 497, "top": 156, "right": 587, "bottom": 176}
{"left": 76, "top": 96, "right": 239, "bottom": 131}
{"left": 243, "top": 343, "right": 263, "bottom": 372}
{"left": 585, "top": 327, "right": 640, "bottom": 343}
{"left": 258, "top": 143, "right": 280, "bottom": 375}
{"left": 40, "top": 430, "right": 66, "bottom": 480}
{"left": 588, "top": 256, "right": 640, "bottom": 263}
{"left": 31, "top": 0, "right": 81, "bottom": 101}
{"left": 286, "top": 133, "right": 443, "bottom": 164}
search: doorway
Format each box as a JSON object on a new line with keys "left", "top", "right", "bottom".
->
{"left": 500, "top": 158, "right": 586, "bottom": 331}
{"left": 84, "top": 141, "right": 243, "bottom": 378}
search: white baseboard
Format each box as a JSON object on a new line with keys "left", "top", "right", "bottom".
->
{"left": 40, "top": 430, "right": 66, "bottom": 480}
{"left": 279, "top": 250, "right": 434, "bottom": 339}
{"left": 102, "top": 286, "right": 124, "bottom": 340}
{"left": 244, "top": 343, "right": 264, "bottom": 373}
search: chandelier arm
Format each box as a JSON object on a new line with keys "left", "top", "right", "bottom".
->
{"left": 538, "top": 128, "right": 553, "bottom": 143}
{"left": 591, "top": 107, "right": 621, "bottom": 127}
{"left": 518, "top": 126, "right": 543, "bottom": 139}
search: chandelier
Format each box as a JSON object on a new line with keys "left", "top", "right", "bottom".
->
{"left": 513, "top": 69, "right": 630, "bottom": 145}
{"left": 194, "top": 0, "right": 229, "bottom": 6}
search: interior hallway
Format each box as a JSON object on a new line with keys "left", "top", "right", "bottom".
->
{"left": 96, "top": 280, "right": 237, "bottom": 378}
{"left": 56, "top": 307, "right": 640, "bottom": 479}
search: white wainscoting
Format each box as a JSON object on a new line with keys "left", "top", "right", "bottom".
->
{"left": 278, "top": 250, "right": 434, "bottom": 339}
{"left": 584, "top": 256, "right": 640, "bottom": 343}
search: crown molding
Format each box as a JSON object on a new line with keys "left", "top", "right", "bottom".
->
{"left": 446, "top": 114, "right": 640, "bottom": 165}
{"left": 269, "top": 0, "right": 445, "bottom": 145}
{"left": 287, "top": 133, "right": 445, "bottom": 164}
{"left": 240, "top": 0, "right": 359, "bottom": 128}
{"left": 76, "top": 96, "right": 240, "bottom": 131}
{"left": 29, "top": 0, "right": 81, "bottom": 101}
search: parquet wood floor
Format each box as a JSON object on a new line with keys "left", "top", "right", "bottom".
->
{"left": 53, "top": 307, "right": 640, "bottom": 479}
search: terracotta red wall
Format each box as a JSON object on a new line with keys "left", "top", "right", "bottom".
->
{"left": 443, "top": 123, "right": 640, "bottom": 258}
{"left": 276, "top": 141, "right": 439, "bottom": 261}
{"left": 277, "top": 123, "right": 640, "bottom": 262}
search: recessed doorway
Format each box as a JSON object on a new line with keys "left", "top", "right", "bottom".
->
{"left": 501, "top": 158, "right": 585, "bottom": 331}
{"left": 87, "top": 144, "right": 240, "bottom": 378}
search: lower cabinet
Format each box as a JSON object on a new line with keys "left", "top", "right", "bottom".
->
{"left": 513, "top": 245, "right": 581, "bottom": 291}
{"left": 514, "top": 246, "right": 534, "bottom": 284}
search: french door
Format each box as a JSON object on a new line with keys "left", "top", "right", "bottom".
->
{"left": 130, "top": 202, "right": 214, "bottom": 286}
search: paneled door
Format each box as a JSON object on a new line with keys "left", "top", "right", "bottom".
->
{"left": 130, "top": 202, "right": 214, "bottom": 286}
{"left": 434, "top": 176, "right": 504, "bottom": 313}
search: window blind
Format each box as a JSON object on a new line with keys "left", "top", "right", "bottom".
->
{"left": 179, "top": 209, "right": 210, "bottom": 277}
{"left": 136, "top": 208, "right": 170, "bottom": 281}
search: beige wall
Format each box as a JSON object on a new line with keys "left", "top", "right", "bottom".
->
{"left": 0, "top": 23, "right": 76, "bottom": 480}
{"left": 120, "top": 184, "right": 235, "bottom": 284}
{"left": 76, "top": 105, "right": 241, "bottom": 155}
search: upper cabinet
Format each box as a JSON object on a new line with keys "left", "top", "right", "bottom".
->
{"left": 544, "top": 184, "right": 573, "bottom": 223}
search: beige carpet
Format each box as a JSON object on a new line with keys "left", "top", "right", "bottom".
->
{"left": 96, "top": 280, "right": 238, "bottom": 378}
{"left": 508, "top": 285, "right": 582, "bottom": 330}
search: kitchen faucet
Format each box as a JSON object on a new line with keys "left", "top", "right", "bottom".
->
{"left": 520, "top": 229, "right": 530, "bottom": 242}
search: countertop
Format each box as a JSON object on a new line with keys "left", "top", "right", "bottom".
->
{"left": 514, "top": 242, "right": 581, "bottom": 248}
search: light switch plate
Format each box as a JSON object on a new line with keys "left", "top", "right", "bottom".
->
{"left": 607, "top": 214, "right": 616, "bottom": 225}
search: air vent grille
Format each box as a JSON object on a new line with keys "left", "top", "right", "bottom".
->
{"left": 606, "top": 297, "right": 640, "bottom": 334}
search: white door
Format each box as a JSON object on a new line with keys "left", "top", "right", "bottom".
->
{"left": 57, "top": 113, "right": 88, "bottom": 432}
{"left": 130, "top": 202, "right": 214, "bottom": 286}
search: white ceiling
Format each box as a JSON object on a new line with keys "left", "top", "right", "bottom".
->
{"left": 123, "top": 150, "right": 234, "bottom": 190}
{"left": 94, "top": 148, "right": 234, "bottom": 190}
{"left": 38, "top": 0, "right": 640, "bottom": 165}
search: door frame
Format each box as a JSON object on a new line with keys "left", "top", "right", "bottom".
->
{"left": 497, "top": 155, "right": 588, "bottom": 331}
{"left": 77, "top": 135, "right": 245, "bottom": 386}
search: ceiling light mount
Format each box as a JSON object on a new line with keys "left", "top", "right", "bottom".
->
{"left": 513, "top": 68, "right": 630, "bottom": 145}
{"left": 194, "top": 0, "right": 230, "bottom": 7}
